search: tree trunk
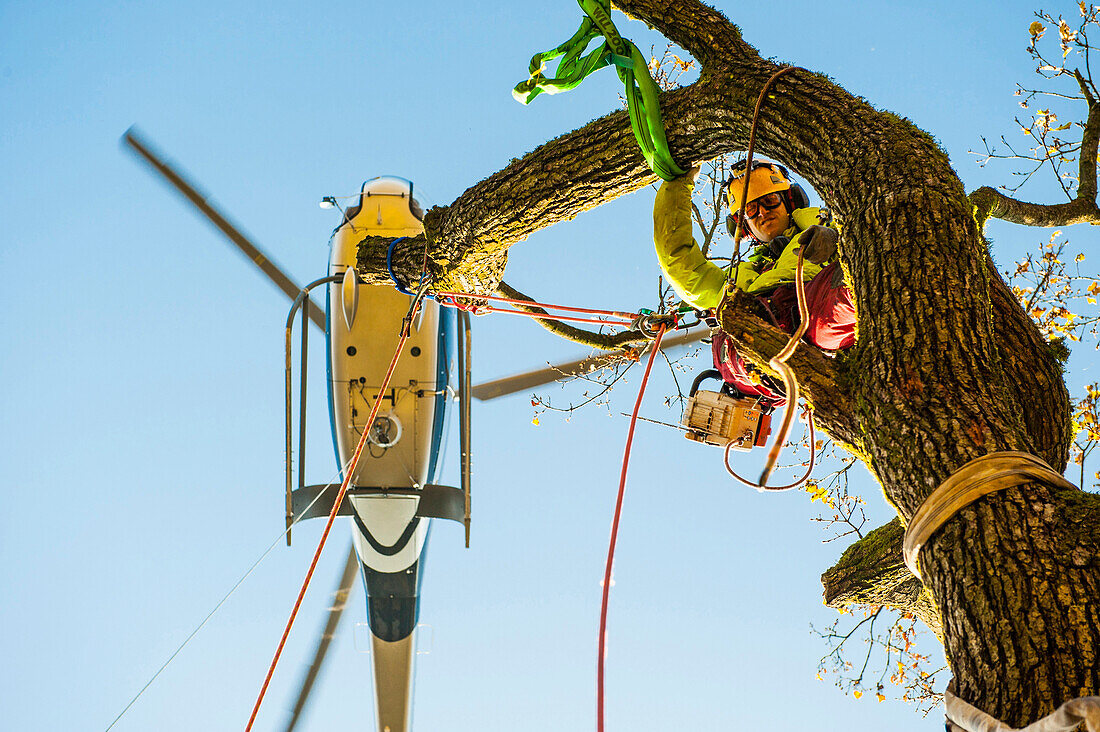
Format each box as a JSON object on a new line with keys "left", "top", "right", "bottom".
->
{"left": 354, "top": 0, "right": 1100, "bottom": 724}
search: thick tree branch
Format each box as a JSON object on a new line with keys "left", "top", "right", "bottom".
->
{"left": 970, "top": 70, "right": 1100, "bottom": 228}
{"left": 365, "top": 0, "right": 909, "bottom": 297}
{"left": 715, "top": 289, "right": 860, "bottom": 453}
{"left": 969, "top": 186, "right": 1100, "bottom": 228}
{"left": 613, "top": 0, "right": 750, "bottom": 72}
{"left": 821, "top": 518, "right": 943, "bottom": 638}
{"left": 1076, "top": 69, "right": 1099, "bottom": 203}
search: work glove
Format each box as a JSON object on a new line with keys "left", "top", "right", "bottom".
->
{"left": 797, "top": 225, "right": 839, "bottom": 265}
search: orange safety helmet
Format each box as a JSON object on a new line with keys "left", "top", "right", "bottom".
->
{"left": 724, "top": 160, "right": 810, "bottom": 241}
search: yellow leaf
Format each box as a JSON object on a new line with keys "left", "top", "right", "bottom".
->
{"left": 1088, "top": 297, "right": 1096, "bottom": 304}
{"left": 853, "top": 690, "right": 863, "bottom": 699}
{"left": 1077, "top": 253, "right": 1087, "bottom": 262}
{"left": 532, "top": 417, "right": 540, "bottom": 426}
{"left": 877, "top": 693, "right": 886, "bottom": 703}
{"left": 1031, "top": 20, "right": 1046, "bottom": 36}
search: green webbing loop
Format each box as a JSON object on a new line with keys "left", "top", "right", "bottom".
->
{"left": 513, "top": 0, "right": 686, "bottom": 181}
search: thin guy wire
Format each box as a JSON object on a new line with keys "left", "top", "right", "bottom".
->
{"left": 102, "top": 459, "right": 353, "bottom": 732}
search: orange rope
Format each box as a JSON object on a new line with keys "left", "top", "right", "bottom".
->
{"left": 759, "top": 249, "right": 812, "bottom": 485}
{"left": 728, "top": 65, "right": 804, "bottom": 272}
{"left": 724, "top": 407, "right": 816, "bottom": 491}
{"left": 245, "top": 319, "right": 415, "bottom": 730}
{"left": 723, "top": 249, "right": 817, "bottom": 491}
{"left": 597, "top": 326, "right": 666, "bottom": 732}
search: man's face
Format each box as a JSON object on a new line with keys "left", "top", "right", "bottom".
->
{"left": 745, "top": 191, "right": 790, "bottom": 242}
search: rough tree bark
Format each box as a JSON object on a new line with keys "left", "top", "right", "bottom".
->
{"left": 356, "top": 1, "right": 1100, "bottom": 725}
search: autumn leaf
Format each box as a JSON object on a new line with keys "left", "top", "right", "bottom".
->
{"left": 853, "top": 690, "right": 863, "bottom": 699}
{"left": 1031, "top": 20, "right": 1046, "bottom": 37}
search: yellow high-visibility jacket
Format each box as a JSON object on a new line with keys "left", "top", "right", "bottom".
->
{"left": 653, "top": 175, "right": 828, "bottom": 310}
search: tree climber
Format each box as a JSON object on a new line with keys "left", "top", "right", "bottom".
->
{"left": 653, "top": 160, "right": 856, "bottom": 403}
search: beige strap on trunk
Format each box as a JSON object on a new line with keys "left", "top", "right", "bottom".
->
{"left": 902, "top": 451, "right": 1076, "bottom": 578}
{"left": 946, "top": 691, "right": 1100, "bottom": 732}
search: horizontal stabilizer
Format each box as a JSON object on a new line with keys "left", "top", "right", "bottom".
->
{"left": 292, "top": 484, "right": 465, "bottom": 524}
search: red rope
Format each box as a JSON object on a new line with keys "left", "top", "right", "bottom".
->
{"left": 597, "top": 326, "right": 665, "bottom": 732}
{"left": 445, "top": 304, "right": 634, "bottom": 327}
{"left": 434, "top": 291, "right": 639, "bottom": 322}
{"left": 245, "top": 325, "right": 412, "bottom": 731}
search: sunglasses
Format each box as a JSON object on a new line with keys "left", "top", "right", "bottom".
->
{"left": 724, "top": 192, "right": 786, "bottom": 239}
{"left": 743, "top": 192, "right": 784, "bottom": 219}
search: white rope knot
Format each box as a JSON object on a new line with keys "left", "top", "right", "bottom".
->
{"left": 902, "top": 451, "right": 1075, "bottom": 578}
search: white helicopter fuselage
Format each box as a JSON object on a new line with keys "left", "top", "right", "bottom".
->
{"left": 326, "top": 177, "right": 455, "bottom": 732}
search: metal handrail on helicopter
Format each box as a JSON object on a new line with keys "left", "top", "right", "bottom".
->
{"left": 283, "top": 275, "right": 473, "bottom": 547}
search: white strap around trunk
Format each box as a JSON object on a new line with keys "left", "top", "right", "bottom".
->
{"left": 946, "top": 691, "right": 1100, "bottom": 732}
{"left": 902, "top": 451, "right": 1075, "bottom": 578}
{"left": 907, "top": 454, "right": 1092, "bottom": 731}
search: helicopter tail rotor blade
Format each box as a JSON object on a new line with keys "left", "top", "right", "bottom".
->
{"left": 283, "top": 544, "right": 359, "bottom": 732}
{"left": 471, "top": 327, "right": 707, "bottom": 401}
{"left": 121, "top": 126, "right": 325, "bottom": 330}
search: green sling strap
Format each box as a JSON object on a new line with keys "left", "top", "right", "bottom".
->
{"left": 513, "top": 0, "right": 686, "bottom": 181}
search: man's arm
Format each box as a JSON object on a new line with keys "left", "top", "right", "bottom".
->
{"left": 653, "top": 174, "right": 735, "bottom": 310}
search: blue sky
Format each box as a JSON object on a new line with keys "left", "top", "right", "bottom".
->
{"left": 2, "top": 1, "right": 1097, "bottom": 730}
